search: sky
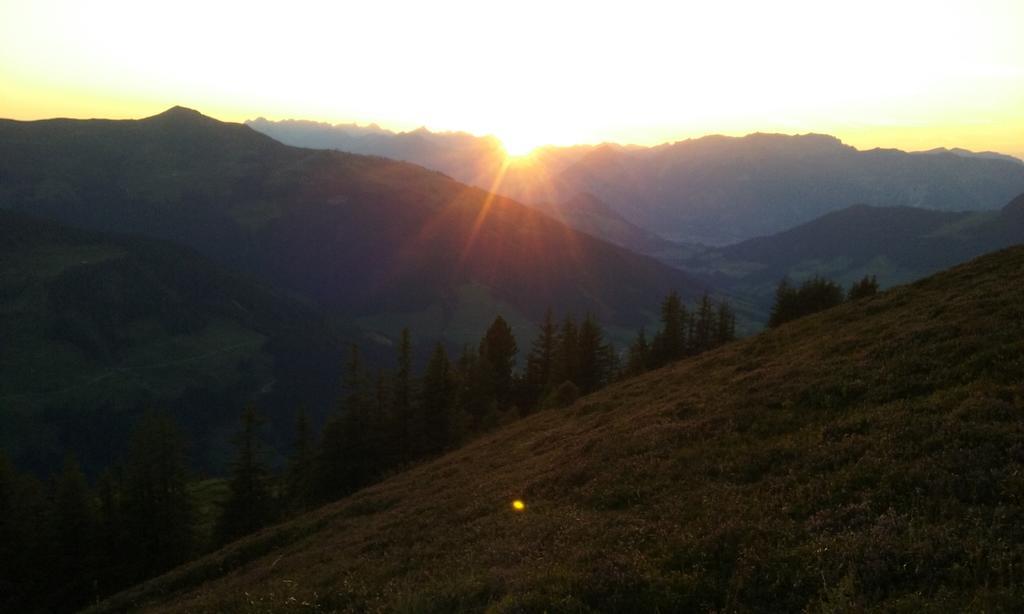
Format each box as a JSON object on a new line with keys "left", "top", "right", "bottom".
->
{"left": 1, "top": 0, "right": 1022, "bottom": 158}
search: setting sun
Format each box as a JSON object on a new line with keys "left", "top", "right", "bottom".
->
{"left": 2, "top": 0, "right": 1021, "bottom": 157}
{"left": 499, "top": 134, "right": 543, "bottom": 158}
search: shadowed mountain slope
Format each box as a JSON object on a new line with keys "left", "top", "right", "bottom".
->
{"left": 0, "top": 210, "right": 347, "bottom": 475}
{"left": 0, "top": 108, "right": 701, "bottom": 346}
{"left": 94, "top": 245, "right": 1024, "bottom": 612}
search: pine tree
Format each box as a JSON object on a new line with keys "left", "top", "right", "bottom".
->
{"left": 479, "top": 316, "right": 518, "bottom": 405}
{"left": 552, "top": 315, "right": 580, "bottom": 387}
{"left": 652, "top": 291, "right": 687, "bottom": 365}
{"left": 215, "top": 406, "right": 274, "bottom": 545}
{"left": 524, "top": 308, "right": 558, "bottom": 408}
{"left": 848, "top": 274, "right": 879, "bottom": 301}
{"left": 715, "top": 301, "right": 737, "bottom": 346}
{"left": 95, "top": 468, "right": 125, "bottom": 593}
{"left": 121, "top": 412, "right": 194, "bottom": 581}
{"left": 286, "top": 408, "right": 314, "bottom": 509}
{"left": 393, "top": 328, "right": 414, "bottom": 458}
{"left": 693, "top": 292, "right": 716, "bottom": 353}
{"left": 418, "top": 343, "right": 456, "bottom": 455}
{"left": 314, "top": 345, "right": 380, "bottom": 501}
{"left": 768, "top": 278, "right": 797, "bottom": 328}
{"left": 52, "top": 455, "right": 98, "bottom": 609}
{"left": 625, "top": 327, "right": 651, "bottom": 377}
{"left": 0, "top": 456, "right": 52, "bottom": 611}
{"left": 577, "top": 314, "right": 612, "bottom": 394}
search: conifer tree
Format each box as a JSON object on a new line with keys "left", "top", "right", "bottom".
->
{"left": 715, "top": 301, "right": 737, "bottom": 345}
{"left": 53, "top": 455, "right": 98, "bottom": 609}
{"left": 418, "top": 343, "right": 456, "bottom": 455}
{"left": 480, "top": 316, "right": 518, "bottom": 405}
{"left": 625, "top": 327, "right": 651, "bottom": 377}
{"left": 315, "top": 345, "right": 380, "bottom": 500}
{"left": 393, "top": 328, "right": 414, "bottom": 457}
{"left": 456, "top": 344, "right": 497, "bottom": 431}
{"left": 524, "top": 308, "right": 558, "bottom": 407}
{"left": 286, "top": 408, "right": 314, "bottom": 509}
{"left": 95, "top": 468, "right": 125, "bottom": 592}
{"left": 693, "top": 292, "right": 716, "bottom": 353}
{"left": 848, "top": 274, "right": 880, "bottom": 300}
{"left": 215, "top": 406, "right": 274, "bottom": 545}
{"left": 552, "top": 315, "right": 580, "bottom": 387}
{"left": 577, "top": 314, "right": 612, "bottom": 394}
{"left": 121, "top": 412, "right": 194, "bottom": 581}
{"left": 652, "top": 291, "right": 687, "bottom": 365}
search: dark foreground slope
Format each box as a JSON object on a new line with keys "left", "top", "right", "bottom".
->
{"left": 95, "top": 247, "right": 1024, "bottom": 612}
{"left": 0, "top": 211, "right": 344, "bottom": 475}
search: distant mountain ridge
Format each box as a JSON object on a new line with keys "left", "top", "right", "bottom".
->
{"left": 248, "top": 119, "right": 1024, "bottom": 246}
{"left": 676, "top": 193, "right": 1024, "bottom": 315}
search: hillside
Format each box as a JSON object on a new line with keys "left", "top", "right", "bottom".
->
{"left": 677, "top": 193, "right": 1024, "bottom": 315}
{"left": 0, "top": 108, "right": 701, "bottom": 347}
{"left": 94, "top": 246, "right": 1024, "bottom": 612}
{"left": 0, "top": 210, "right": 345, "bottom": 475}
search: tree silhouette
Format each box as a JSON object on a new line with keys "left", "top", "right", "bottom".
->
{"left": 418, "top": 343, "right": 456, "bottom": 455}
{"left": 480, "top": 316, "right": 518, "bottom": 405}
{"left": 215, "top": 406, "right": 274, "bottom": 545}
{"left": 121, "top": 412, "right": 194, "bottom": 582}
{"left": 848, "top": 275, "right": 879, "bottom": 301}
{"left": 524, "top": 308, "right": 558, "bottom": 408}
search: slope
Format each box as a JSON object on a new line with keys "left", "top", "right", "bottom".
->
{"left": 0, "top": 108, "right": 702, "bottom": 347}
{"left": 94, "top": 246, "right": 1024, "bottom": 612}
{"left": 0, "top": 210, "right": 345, "bottom": 476}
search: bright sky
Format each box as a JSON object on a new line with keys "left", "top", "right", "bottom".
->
{"left": 1, "top": 0, "right": 1022, "bottom": 157}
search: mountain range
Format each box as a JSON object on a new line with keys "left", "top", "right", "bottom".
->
{"left": 248, "top": 119, "right": 1024, "bottom": 246}
{"left": 678, "top": 193, "right": 1024, "bottom": 314}
{"left": 0, "top": 108, "right": 702, "bottom": 352}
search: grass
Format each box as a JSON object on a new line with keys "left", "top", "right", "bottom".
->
{"left": 91, "top": 246, "right": 1024, "bottom": 612}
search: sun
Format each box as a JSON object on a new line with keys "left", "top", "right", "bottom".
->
{"left": 499, "top": 134, "right": 541, "bottom": 158}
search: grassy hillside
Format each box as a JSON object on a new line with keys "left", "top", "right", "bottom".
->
{"left": 0, "top": 210, "right": 345, "bottom": 475}
{"left": 93, "top": 246, "right": 1024, "bottom": 612}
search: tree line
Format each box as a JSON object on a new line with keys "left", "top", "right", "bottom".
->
{"left": 0, "top": 291, "right": 737, "bottom": 612}
{"left": 768, "top": 274, "right": 879, "bottom": 328}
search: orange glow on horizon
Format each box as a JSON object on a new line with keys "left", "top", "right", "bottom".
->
{"left": 0, "top": 0, "right": 1021, "bottom": 159}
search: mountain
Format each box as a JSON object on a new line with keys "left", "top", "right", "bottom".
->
{"left": 916, "top": 146, "right": 1024, "bottom": 166}
{"left": 554, "top": 133, "right": 1024, "bottom": 244}
{"left": 677, "top": 193, "right": 1024, "bottom": 315}
{"left": 246, "top": 120, "right": 1024, "bottom": 247}
{"left": 539, "top": 192, "right": 676, "bottom": 255}
{"left": 92, "top": 245, "right": 1024, "bottom": 612}
{"left": 0, "top": 108, "right": 703, "bottom": 348}
{"left": 0, "top": 210, "right": 346, "bottom": 476}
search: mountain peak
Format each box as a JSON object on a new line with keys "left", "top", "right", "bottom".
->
{"left": 144, "top": 106, "right": 213, "bottom": 123}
